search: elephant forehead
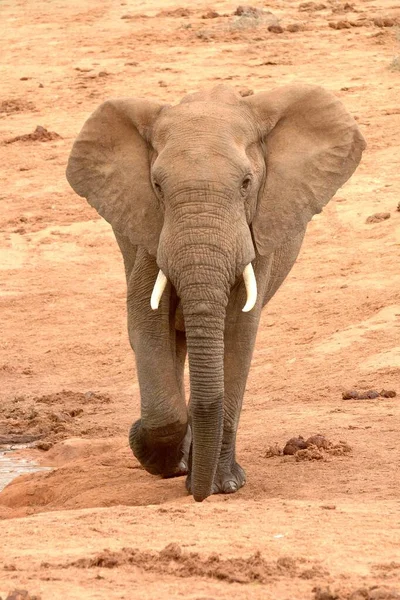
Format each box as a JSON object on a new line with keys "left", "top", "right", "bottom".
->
{"left": 152, "top": 102, "right": 258, "bottom": 147}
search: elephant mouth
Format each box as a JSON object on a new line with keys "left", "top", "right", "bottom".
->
{"left": 150, "top": 263, "right": 257, "bottom": 313}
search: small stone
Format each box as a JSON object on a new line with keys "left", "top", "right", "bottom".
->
{"left": 268, "top": 24, "right": 284, "bottom": 33}
{"left": 358, "top": 389, "right": 380, "bottom": 399}
{"left": 373, "top": 17, "right": 395, "bottom": 27}
{"left": 158, "top": 80, "right": 168, "bottom": 87}
{"left": 342, "top": 389, "right": 359, "bottom": 400}
{"left": 313, "top": 586, "right": 339, "bottom": 600}
{"left": 202, "top": 10, "right": 219, "bottom": 19}
{"left": 286, "top": 23, "right": 303, "bottom": 32}
{"left": 36, "top": 441, "right": 53, "bottom": 451}
{"left": 329, "top": 20, "right": 351, "bottom": 29}
{"left": 380, "top": 389, "right": 397, "bottom": 398}
{"left": 159, "top": 543, "right": 182, "bottom": 560}
{"left": 233, "top": 5, "right": 262, "bottom": 17}
{"left": 321, "top": 504, "right": 336, "bottom": 510}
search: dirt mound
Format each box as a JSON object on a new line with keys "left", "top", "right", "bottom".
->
{"left": 5, "top": 126, "right": 61, "bottom": 144}
{"left": 0, "top": 440, "right": 187, "bottom": 517}
{"left": 55, "top": 544, "right": 325, "bottom": 585}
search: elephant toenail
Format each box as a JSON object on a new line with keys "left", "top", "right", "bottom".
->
{"left": 223, "top": 481, "right": 238, "bottom": 493}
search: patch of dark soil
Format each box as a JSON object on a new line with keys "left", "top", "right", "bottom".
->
{"left": 365, "top": 213, "right": 391, "bottom": 224}
{"left": 32, "top": 390, "right": 111, "bottom": 405}
{"left": 0, "top": 391, "right": 100, "bottom": 444}
{"left": 0, "top": 99, "right": 35, "bottom": 115}
{"left": 5, "top": 126, "right": 61, "bottom": 144}
{"left": 62, "top": 544, "right": 325, "bottom": 584}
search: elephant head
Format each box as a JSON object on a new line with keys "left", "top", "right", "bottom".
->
{"left": 66, "top": 84, "right": 365, "bottom": 501}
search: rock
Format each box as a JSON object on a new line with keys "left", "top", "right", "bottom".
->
{"left": 36, "top": 441, "right": 53, "bottom": 451}
{"left": 329, "top": 20, "right": 352, "bottom": 29}
{"left": 233, "top": 5, "right": 262, "bottom": 17}
{"left": 358, "top": 390, "right": 380, "bottom": 399}
{"left": 313, "top": 586, "right": 339, "bottom": 600}
{"left": 268, "top": 24, "right": 284, "bottom": 33}
{"left": 202, "top": 10, "right": 219, "bottom": 19}
{"left": 373, "top": 17, "right": 395, "bottom": 27}
{"left": 286, "top": 23, "right": 304, "bottom": 32}
{"left": 380, "top": 389, "right": 397, "bottom": 398}
{"left": 342, "top": 389, "right": 359, "bottom": 400}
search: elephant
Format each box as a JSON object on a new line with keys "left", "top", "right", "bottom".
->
{"left": 66, "top": 83, "right": 365, "bottom": 502}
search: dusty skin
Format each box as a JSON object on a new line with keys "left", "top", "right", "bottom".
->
{"left": 1, "top": 0, "right": 400, "bottom": 598}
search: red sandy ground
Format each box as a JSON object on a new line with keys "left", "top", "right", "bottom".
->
{"left": 1, "top": 0, "right": 400, "bottom": 598}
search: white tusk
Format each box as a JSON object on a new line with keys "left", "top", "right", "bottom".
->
{"left": 242, "top": 263, "right": 257, "bottom": 313}
{"left": 150, "top": 270, "right": 168, "bottom": 310}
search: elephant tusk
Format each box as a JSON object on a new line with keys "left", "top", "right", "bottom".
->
{"left": 242, "top": 263, "right": 257, "bottom": 313}
{"left": 150, "top": 270, "right": 168, "bottom": 310}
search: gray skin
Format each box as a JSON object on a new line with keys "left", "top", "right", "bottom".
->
{"left": 66, "top": 84, "right": 365, "bottom": 502}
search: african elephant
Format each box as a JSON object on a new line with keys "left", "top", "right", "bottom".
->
{"left": 66, "top": 84, "right": 365, "bottom": 502}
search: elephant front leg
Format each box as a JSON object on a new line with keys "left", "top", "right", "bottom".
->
{"left": 127, "top": 251, "right": 190, "bottom": 478}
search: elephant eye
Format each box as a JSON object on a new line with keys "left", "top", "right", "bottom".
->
{"left": 153, "top": 181, "right": 164, "bottom": 200}
{"left": 240, "top": 176, "right": 252, "bottom": 195}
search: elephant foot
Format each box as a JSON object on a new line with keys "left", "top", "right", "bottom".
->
{"left": 185, "top": 460, "right": 246, "bottom": 496}
{"left": 129, "top": 419, "right": 191, "bottom": 478}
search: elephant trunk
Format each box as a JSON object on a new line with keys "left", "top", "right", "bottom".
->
{"left": 183, "top": 297, "right": 226, "bottom": 501}
{"left": 156, "top": 190, "right": 255, "bottom": 501}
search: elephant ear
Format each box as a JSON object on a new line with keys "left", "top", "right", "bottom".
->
{"left": 245, "top": 84, "right": 366, "bottom": 256}
{"left": 66, "top": 98, "right": 167, "bottom": 256}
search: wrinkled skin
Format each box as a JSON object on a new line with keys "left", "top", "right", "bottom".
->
{"left": 66, "top": 84, "right": 365, "bottom": 502}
